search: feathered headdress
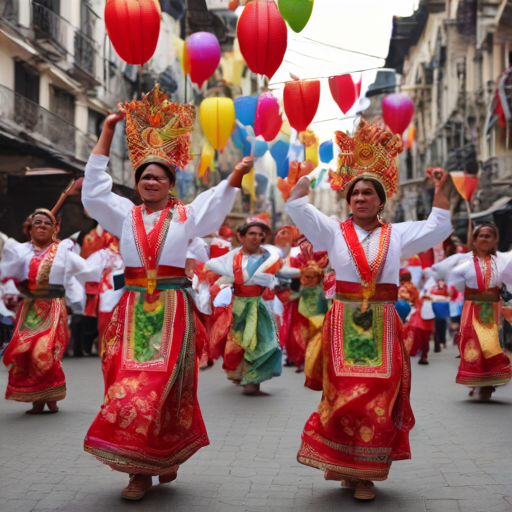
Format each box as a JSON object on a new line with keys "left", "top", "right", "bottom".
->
{"left": 119, "top": 84, "right": 195, "bottom": 173}
{"left": 329, "top": 119, "right": 403, "bottom": 198}
{"left": 290, "top": 237, "right": 329, "bottom": 283}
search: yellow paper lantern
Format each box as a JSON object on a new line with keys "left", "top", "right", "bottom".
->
{"left": 172, "top": 35, "right": 187, "bottom": 75}
{"left": 198, "top": 141, "right": 215, "bottom": 178}
{"left": 199, "top": 97, "right": 236, "bottom": 150}
{"left": 242, "top": 168, "right": 256, "bottom": 206}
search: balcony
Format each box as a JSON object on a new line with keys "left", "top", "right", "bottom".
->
{"left": 30, "top": 2, "right": 101, "bottom": 83}
{"left": 0, "top": 84, "right": 96, "bottom": 163}
{"left": 0, "top": 0, "right": 19, "bottom": 23}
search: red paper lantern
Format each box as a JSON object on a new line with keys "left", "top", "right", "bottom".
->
{"left": 382, "top": 93, "right": 415, "bottom": 135}
{"left": 254, "top": 92, "right": 282, "bottom": 142}
{"left": 105, "top": 0, "right": 161, "bottom": 66}
{"left": 328, "top": 74, "right": 358, "bottom": 115}
{"left": 237, "top": 0, "right": 287, "bottom": 79}
{"left": 283, "top": 80, "right": 320, "bottom": 133}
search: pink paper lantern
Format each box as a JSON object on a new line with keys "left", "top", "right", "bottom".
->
{"left": 185, "top": 32, "right": 221, "bottom": 87}
{"left": 255, "top": 93, "right": 282, "bottom": 142}
{"left": 328, "top": 74, "right": 358, "bottom": 115}
{"left": 382, "top": 93, "right": 415, "bottom": 135}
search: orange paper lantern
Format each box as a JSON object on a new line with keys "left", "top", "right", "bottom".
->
{"left": 283, "top": 80, "right": 320, "bottom": 133}
{"left": 237, "top": 0, "right": 288, "bottom": 79}
{"left": 105, "top": 0, "right": 161, "bottom": 65}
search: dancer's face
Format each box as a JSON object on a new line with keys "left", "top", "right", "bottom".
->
{"left": 137, "top": 164, "right": 173, "bottom": 204}
{"left": 349, "top": 180, "right": 383, "bottom": 224}
{"left": 239, "top": 226, "right": 266, "bottom": 254}
{"left": 474, "top": 227, "right": 496, "bottom": 254}
{"left": 30, "top": 214, "right": 55, "bottom": 245}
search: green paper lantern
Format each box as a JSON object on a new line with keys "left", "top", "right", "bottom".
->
{"left": 278, "top": 0, "right": 314, "bottom": 33}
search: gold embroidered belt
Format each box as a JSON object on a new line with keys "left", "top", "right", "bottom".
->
{"left": 335, "top": 281, "right": 398, "bottom": 303}
{"left": 18, "top": 281, "right": 65, "bottom": 299}
{"left": 464, "top": 287, "right": 500, "bottom": 303}
{"left": 124, "top": 266, "right": 191, "bottom": 291}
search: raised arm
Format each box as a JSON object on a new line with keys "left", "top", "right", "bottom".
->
{"left": 82, "top": 113, "right": 134, "bottom": 238}
{"left": 285, "top": 177, "right": 338, "bottom": 252}
{"left": 188, "top": 157, "right": 253, "bottom": 239}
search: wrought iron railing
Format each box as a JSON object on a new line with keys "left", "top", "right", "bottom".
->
{"left": 0, "top": 84, "right": 96, "bottom": 162}
{"left": 0, "top": 0, "right": 19, "bottom": 23}
{"left": 30, "top": 2, "right": 101, "bottom": 78}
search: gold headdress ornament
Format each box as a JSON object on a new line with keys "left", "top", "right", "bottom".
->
{"left": 329, "top": 119, "right": 403, "bottom": 198}
{"left": 32, "top": 208, "right": 57, "bottom": 225}
{"left": 119, "top": 84, "right": 195, "bottom": 174}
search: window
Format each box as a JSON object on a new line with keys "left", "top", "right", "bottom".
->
{"left": 87, "top": 108, "right": 103, "bottom": 138}
{"left": 14, "top": 61, "right": 40, "bottom": 103}
{"left": 49, "top": 85, "right": 75, "bottom": 124}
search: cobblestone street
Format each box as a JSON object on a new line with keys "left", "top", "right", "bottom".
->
{"left": 1, "top": 344, "right": 512, "bottom": 512}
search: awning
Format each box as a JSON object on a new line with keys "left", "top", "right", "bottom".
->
{"left": 471, "top": 196, "right": 512, "bottom": 219}
{"left": 0, "top": 29, "right": 38, "bottom": 57}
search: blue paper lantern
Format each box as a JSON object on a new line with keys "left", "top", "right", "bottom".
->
{"left": 251, "top": 138, "right": 268, "bottom": 158}
{"left": 243, "top": 140, "right": 252, "bottom": 157}
{"left": 319, "top": 140, "right": 334, "bottom": 164}
{"left": 277, "top": 158, "right": 289, "bottom": 179}
{"left": 231, "top": 124, "right": 247, "bottom": 150}
{"left": 234, "top": 96, "right": 258, "bottom": 128}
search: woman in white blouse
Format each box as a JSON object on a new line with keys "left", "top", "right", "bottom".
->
{"left": 1, "top": 209, "right": 89, "bottom": 414}
{"left": 81, "top": 101, "right": 252, "bottom": 501}
{"left": 444, "top": 223, "right": 512, "bottom": 399}
{"left": 284, "top": 121, "right": 452, "bottom": 501}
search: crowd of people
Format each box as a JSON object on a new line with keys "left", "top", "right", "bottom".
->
{"left": 1, "top": 85, "right": 511, "bottom": 502}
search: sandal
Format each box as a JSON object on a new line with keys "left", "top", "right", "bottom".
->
{"left": 354, "top": 480, "right": 375, "bottom": 501}
{"left": 121, "top": 474, "right": 152, "bottom": 500}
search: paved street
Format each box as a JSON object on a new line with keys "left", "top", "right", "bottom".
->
{"left": 1, "top": 344, "right": 512, "bottom": 512}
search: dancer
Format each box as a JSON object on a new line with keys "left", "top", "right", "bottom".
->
{"left": 1, "top": 209, "right": 90, "bottom": 413}
{"left": 81, "top": 85, "right": 253, "bottom": 500}
{"left": 205, "top": 217, "right": 282, "bottom": 395}
{"left": 285, "top": 120, "right": 452, "bottom": 501}
{"left": 446, "top": 223, "right": 512, "bottom": 399}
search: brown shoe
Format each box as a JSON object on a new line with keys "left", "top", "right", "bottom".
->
{"left": 478, "top": 386, "right": 495, "bottom": 400}
{"left": 159, "top": 468, "right": 178, "bottom": 484}
{"left": 354, "top": 480, "right": 375, "bottom": 501}
{"left": 121, "top": 474, "right": 152, "bottom": 500}
{"left": 340, "top": 479, "right": 358, "bottom": 488}
{"left": 243, "top": 383, "right": 260, "bottom": 395}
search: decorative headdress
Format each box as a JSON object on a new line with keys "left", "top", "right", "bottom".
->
{"left": 290, "top": 237, "right": 329, "bottom": 284}
{"left": 32, "top": 208, "right": 57, "bottom": 225}
{"left": 119, "top": 84, "right": 195, "bottom": 173}
{"left": 329, "top": 119, "right": 403, "bottom": 198}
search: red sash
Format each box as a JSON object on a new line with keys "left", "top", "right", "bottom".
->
{"left": 28, "top": 243, "right": 59, "bottom": 291}
{"left": 473, "top": 255, "right": 492, "bottom": 293}
{"left": 339, "top": 218, "right": 392, "bottom": 309}
{"left": 233, "top": 249, "right": 245, "bottom": 286}
{"left": 131, "top": 201, "right": 173, "bottom": 294}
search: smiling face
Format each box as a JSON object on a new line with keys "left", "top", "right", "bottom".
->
{"left": 30, "top": 214, "right": 55, "bottom": 246}
{"left": 348, "top": 179, "right": 384, "bottom": 223}
{"left": 136, "top": 164, "right": 174, "bottom": 204}
{"left": 474, "top": 226, "right": 497, "bottom": 254}
{"left": 239, "top": 226, "right": 266, "bottom": 254}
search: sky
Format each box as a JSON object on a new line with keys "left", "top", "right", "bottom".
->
{"left": 266, "top": 0, "right": 420, "bottom": 140}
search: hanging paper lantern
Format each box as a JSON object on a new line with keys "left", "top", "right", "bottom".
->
{"left": 248, "top": 137, "right": 268, "bottom": 158}
{"left": 450, "top": 171, "right": 480, "bottom": 202}
{"left": 271, "top": 140, "right": 290, "bottom": 178}
{"left": 255, "top": 93, "right": 282, "bottom": 142}
{"left": 278, "top": 0, "right": 314, "bottom": 33}
{"left": 198, "top": 141, "right": 215, "bottom": 178}
{"left": 185, "top": 32, "right": 221, "bottom": 87}
{"left": 382, "top": 93, "right": 415, "bottom": 135}
{"left": 283, "top": 80, "right": 320, "bottom": 133}
{"left": 319, "top": 140, "right": 334, "bottom": 164}
{"left": 199, "top": 98, "right": 236, "bottom": 150}
{"left": 231, "top": 123, "right": 248, "bottom": 150}
{"left": 328, "top": 74, "right": 358, "bottom": 115}
{"left": 237, "top": 0, "right": 288, "bottom": 79}
{"left": 105, "top": 0, "right": 161, "bottom": 65}
{"left": 234, "top": 96, "right": 258, "bottom": 128}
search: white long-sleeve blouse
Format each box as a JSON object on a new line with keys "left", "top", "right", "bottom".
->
{"left": 285, "top": 196, "right": 452, "bottom": 286}
{"left": 81, "top": 154, "right": 238, "bottom": 269}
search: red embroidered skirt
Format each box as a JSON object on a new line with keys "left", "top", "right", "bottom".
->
{"left": 84, "top": 289, "right": 209, "bottom": 475}
{"left": 279, "top": 298, "right": 309, "bottom": 366}
{"left": 298, "top": 284, "right": 414, "bottom": 481}
{"left": 4, "top": 298, "right": 68, "bottom": 403}
{"left": 456, "top": 299, "right": 511, "bottom": 387}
